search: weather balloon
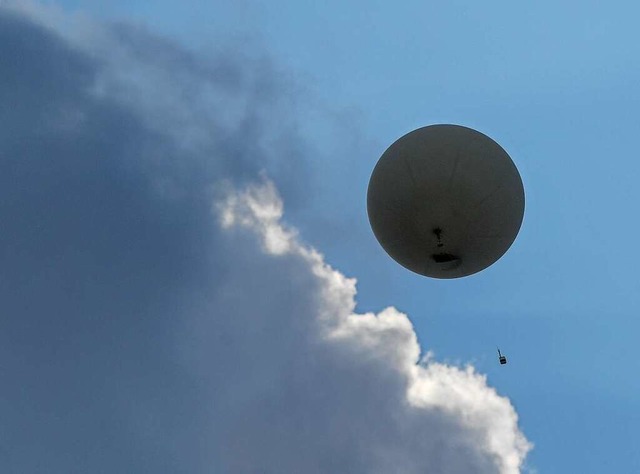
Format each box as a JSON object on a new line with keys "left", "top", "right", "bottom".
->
{"left": 367, "top": 124, "right": 524, "bottom": 279}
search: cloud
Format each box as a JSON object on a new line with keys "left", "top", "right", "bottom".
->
{"left": 213, "top": 178, "right": 531, "bottom": 473}
{"left": 0, "top": 3, "right": 531, "bottom": 473}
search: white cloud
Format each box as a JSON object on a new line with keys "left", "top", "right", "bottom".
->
{"left": 0, "top": 4, "right": 531, "bottom": 472}
{"left": 215, "top": 178, "right": 532, "bottom": 473}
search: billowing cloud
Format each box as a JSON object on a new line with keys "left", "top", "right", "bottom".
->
{"left": 0, "top": 3, "right": 531, "bottom": 473}
{"left": 213, "top": 179, "right": 531, "bottom": 473}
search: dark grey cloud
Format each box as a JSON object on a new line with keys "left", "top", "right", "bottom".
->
{"left": 0, "top": 10, "right": 223, "bottom": 472}
{"left": 0, "top": 5, "right": 530, "bottom": 473}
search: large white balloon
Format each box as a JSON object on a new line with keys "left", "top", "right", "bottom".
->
{"left": 367, "top": 124, "right": 525, "bottom": 279}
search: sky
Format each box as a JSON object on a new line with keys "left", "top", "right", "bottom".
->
{"left": 2, "top": 1, "right": 640, "bottom": 472}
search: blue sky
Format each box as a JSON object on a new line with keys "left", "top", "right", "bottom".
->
{"left": 6, "top": 1, "right": 640, "bottom": 472}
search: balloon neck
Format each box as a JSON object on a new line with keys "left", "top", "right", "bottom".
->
{"left": 431, "top": 253, "right": 461, "bottom": 270}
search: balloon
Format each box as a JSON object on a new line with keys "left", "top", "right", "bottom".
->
{"left": 367, "top": 124, "right": 524, "bottom": 279}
